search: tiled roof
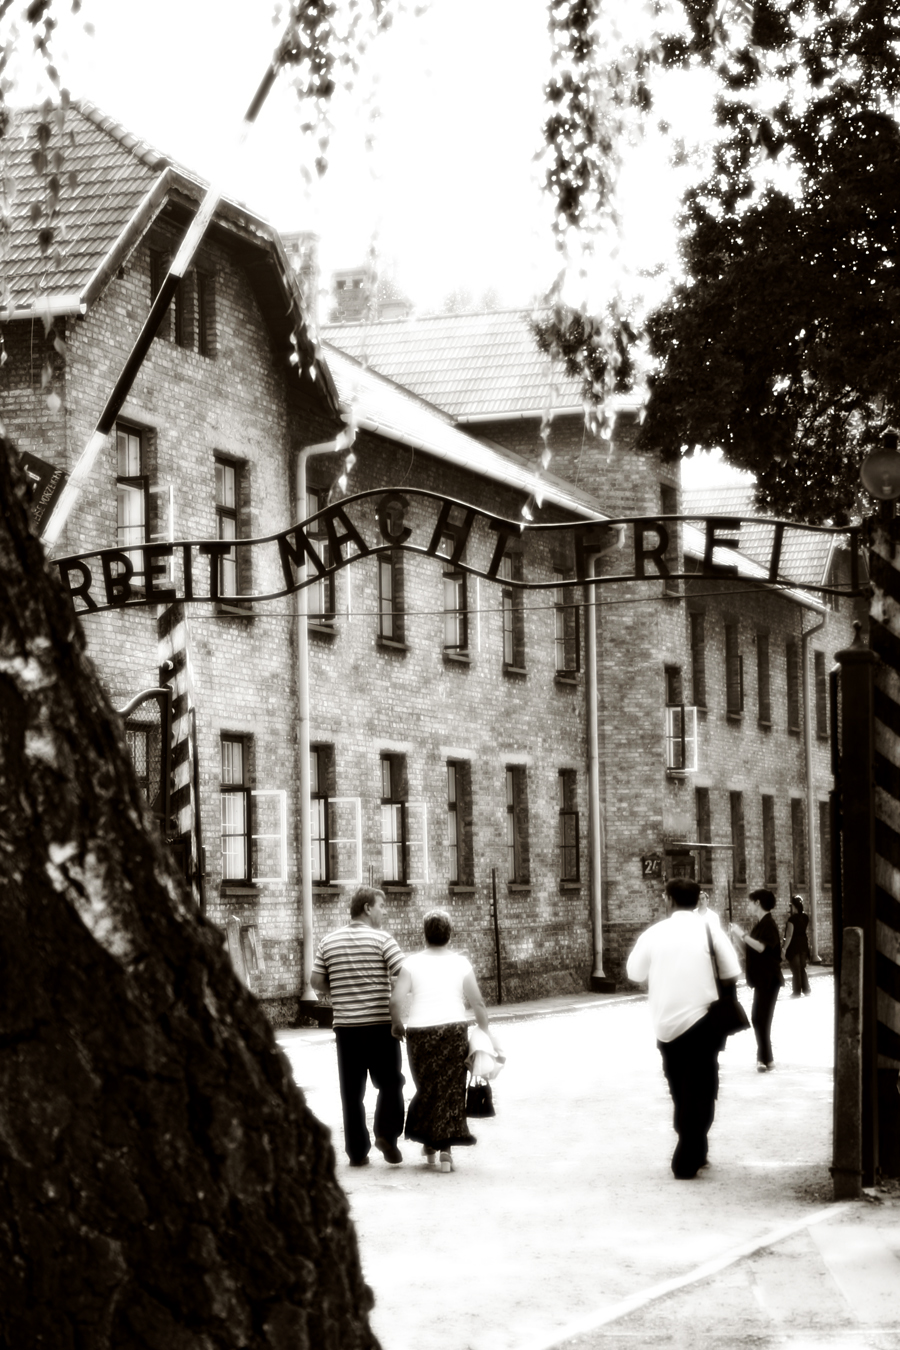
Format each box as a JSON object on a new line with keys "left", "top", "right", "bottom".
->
{"left": 2, "top": 103, "right": 165, "bottom": 311}
{"left": 322, "top": 310, "right": 587, "bottom": 419}
{"left": 682, "top": 483, "right": 836, "bottom": 590}
{"left": 322, "top": 344, "right": 606, "bottom": 520}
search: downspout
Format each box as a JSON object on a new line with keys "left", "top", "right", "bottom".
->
{"left": 802, "top": 611, "right": 827, "bottom": 961}
{"left": 295, "top": 436, "right": 353, "bottom": 1008}
{"left": 586, "top": 529, "right": 624, "bottom": 993}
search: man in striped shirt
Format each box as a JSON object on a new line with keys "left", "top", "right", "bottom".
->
{"left": 311, "top": 887, "right": 406, "bottom": 1166}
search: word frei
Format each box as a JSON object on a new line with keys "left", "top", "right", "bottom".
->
{"left": 54, "top": 487, "right": 860, "bottom": 615}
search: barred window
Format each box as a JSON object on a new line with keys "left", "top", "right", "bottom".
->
{"left": 558, "top": 770, "right": 580, "bottom": 882}
{"left": 695, "top": 787, "right": 712, "bottom": 885}
{"left": 730, "top": 791, "right": 747, "bottom": 885}
{"left": 762, "top": 794, "right": 777, "bottom": 886}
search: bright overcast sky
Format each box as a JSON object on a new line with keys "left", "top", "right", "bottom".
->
{"left": 9, "top": 0, "right": 712, "bottom": 318}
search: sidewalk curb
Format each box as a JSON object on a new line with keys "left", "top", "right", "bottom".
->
{"left": 524, "top": 1200, "right": 853, "bottom": 1350}
{"left": 277, "top": 967, "right": 834, "bottom": 1042}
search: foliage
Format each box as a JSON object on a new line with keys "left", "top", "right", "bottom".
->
{"left": 537, "top": 0, "right": 900, "bottom": 522}
{"left": 637, "top": 0, "right": 900, "bottom": 522}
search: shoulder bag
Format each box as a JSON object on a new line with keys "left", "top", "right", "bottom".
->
{"left": 705, "top": 921, "right": 750, "bottom": 1044}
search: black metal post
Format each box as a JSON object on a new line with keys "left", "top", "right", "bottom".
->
{"left": 491, "top": 867, "right": 502, "bottom": 1005}
{"left": 834, "top": 629, "right": 879, "bottom": 1186}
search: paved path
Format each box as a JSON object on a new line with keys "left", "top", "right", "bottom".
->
{"left": 537, "top": 1201, "right": 900, "bottom": 1349}
{"left": 278, "top": 969, "right": 900, "bottom": 1350}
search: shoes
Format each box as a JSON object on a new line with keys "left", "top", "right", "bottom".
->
{"left": 423, "top": 1148, "right": 437, "bottom": 1167}
{"left": 375, "top": 1137, "right": 403, "bottom": 1165}
{"left": 439, "top": 1150, "right": 454, "bottom": 1173}
{"left": 766, "top": 1062, "right": 775, "bottom": 1071}
{"left": 757, "top": 1062, "right": 768, "bottom": 1073}
{"left": 790, "top": 993, "right": 802, "bottom": 998}
{"left": 348, "top": 1156, "right": 369, "bottom": 1168}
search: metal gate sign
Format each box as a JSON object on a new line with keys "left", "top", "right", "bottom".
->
{"left": 53, "top": 486, "right": 862, "bottom": 615}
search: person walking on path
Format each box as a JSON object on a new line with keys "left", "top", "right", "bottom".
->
{"left": 783, "top": 895, "right": 811, "bottom": 997}
{"left": 389, "top": 908, "right": 503, "bottom": 1173}
{"left": 311, "top": 886, "right": 406, "bottom": 1167}
{"left": 626, "top": 878, "right": 742, "bottom": 1180}
{"left": 731, "top": 887, "right": 785, "bottom": 1072}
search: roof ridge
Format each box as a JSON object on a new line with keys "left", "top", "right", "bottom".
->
{"left": 70, "top": 100, "right": 170, "bottom": 173}
{"left": 323, "top": 307, "right": 540, "bottom": 330}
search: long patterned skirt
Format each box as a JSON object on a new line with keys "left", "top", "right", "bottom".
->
{"left": 404, "top": 1021, "right": 476, "bottom": 1150}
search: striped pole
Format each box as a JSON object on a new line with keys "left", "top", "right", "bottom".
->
{"left": 157, "top": 601, "right": 201, "bottom": 911}
{"left": 865, "top": 519, "right": 900, "bottom": 1175}
{"left": 41, "top": 16, "right": 298, "bottom": 549}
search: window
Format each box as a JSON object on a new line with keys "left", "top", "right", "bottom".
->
{"left": 306, "top": 486, "right": 335, "bottom": 626}
{"left": 695, "top": 787, "right": 712, "bottom": 884}
{"left": 438, "top": 530, "right": 468, "bottom": 653}
{"left": 380, "top": 755, "right": 407, "bottom": 884}
{"left": 221, "top": 736, "right": 250, "bottom": 882}
{"left": 196, "top": 270, "right": 215, "bottom": 357}
{"left": 819, "top": 799, "right": 832, "bottom": 887}
{"left": 757, "top": 632, "right": 772, "bottom": 724}
{"left": 172, "top": 272, "right": 194, "bottom": 350}
{"left": 786, "top": 637, "right": 801, "bottom": 732}
{"left": 762, "top": 794, "right": 777, "bottom": 886}
{"left": 554, "top": 569, "right": 579, "bottom": 675}
{"left": 445, "top": 761, "right": 472, "bottom": 886}
{"left": 690, "top": 610, "right": 706, "bottom": 707}
{"left": 558, "top": 770, "right": 580, "bottom": 882}
{"left": 665, "top": 671, "right": 697, "bottom": 771}
{"left": 447, "top": 763, "right": 461, "bottom": 884}
{"left": 149, "top": 247, "right": 171, "bottom": 341}
{"left": 311, "top": 745, "right": 336, "bottom": 884}
{"left": 498, "top": 553, "right": 525, "bottom": 669}
{"left": 215, "top": 458, "right": 238, "bottom": 599}
{"left": 791, "top": 797, "right": 807, "bottom": 886}
{"left": 660, "top": 482, "right": 679, "bottom": 593}
{"left": 665, "top": 706, "right": 698, "bottom": 771}
{"left": 814, "top": 650, "right": 828, "bottom": 738}
{"left": 730, "top": 791, "right": 747, "bottom": 885}
{"left": 724, "top": 622, "right": 743, "bottom": 715}
{"left": 377, "top": 550, "right": 405, "bottom": 644}
{"left": 665, "top": 665, "right": 684, "bottom": 706}
{"left": 505, "top": 766, "right": 529, "bottom": 883}
{"left": 116, "top": 424, "right": 148, "bottom": 584}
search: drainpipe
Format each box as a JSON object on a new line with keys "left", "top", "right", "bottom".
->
{"left": 802, "top": 611, "right": 827, "bottom": 961}
{"left": 295, "top": 436, "right": 352, "bottom": 1008}
{"left": 586, "top": 529, "right": 624, "bottom": 992}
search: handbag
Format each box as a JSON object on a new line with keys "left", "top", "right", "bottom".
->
{"left": 466, "top": 1076, "right": 495, "bottom": 1118}
{"left": 705, "top": 921, "right": 750, "bottom": 1042}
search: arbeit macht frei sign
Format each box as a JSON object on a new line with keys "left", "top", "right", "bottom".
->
{"left": 52, "top": 487, "right": 862, "bottom": 615}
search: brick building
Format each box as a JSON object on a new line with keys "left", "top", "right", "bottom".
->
{"left": 2, "top": 106, "right": 860, "bottom": 1023}
{"left": 325, "top": 312, "right": 864, "bottom": 976}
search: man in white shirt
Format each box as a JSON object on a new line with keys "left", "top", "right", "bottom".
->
{"left": 626, "top": 877, "right": 742, "bottom": 1179}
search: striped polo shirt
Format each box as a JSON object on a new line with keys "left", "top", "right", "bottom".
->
{"left": 313, "top": 923, "right": 405, "bottom": 1027}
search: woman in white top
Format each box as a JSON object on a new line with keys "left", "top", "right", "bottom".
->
{"left": 390, "top": 908, "right": 500, "bottom": 1172}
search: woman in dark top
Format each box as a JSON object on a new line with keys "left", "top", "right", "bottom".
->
{"left": 784, "top": 895, "right": 811, "bottom": 997}
{"left": 731, "top": 888, "right": 784, "bottom": 1072}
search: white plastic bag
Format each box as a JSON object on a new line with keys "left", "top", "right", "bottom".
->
{"left": 466, "top": 1025, "right": 505, "bottom": 1081}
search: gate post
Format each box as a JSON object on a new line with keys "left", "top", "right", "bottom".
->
{"left": 866, "top": 515, "right": 900, "bottom": 1177}
{"left": 833, "top": 926, "right": 863, "bottom": 1199}
{"left": 833, "top": 626, "right": 879, "bottom": 1185}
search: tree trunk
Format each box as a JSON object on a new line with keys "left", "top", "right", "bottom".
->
{"left": 0, "top": 436, "right": 380, "bottom": 1347}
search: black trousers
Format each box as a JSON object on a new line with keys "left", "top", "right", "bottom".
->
{"left": 334, "top": 1023, "right": 405, "bottom": 1163}
{"left": 751, "top": 982, "right": 780, "bottom": 1066}
{"left": 788, "top": 952, "right": 810, "bottom": 996}
{"left": 658, "top": 1013, "right": 720, "bottom": 1179}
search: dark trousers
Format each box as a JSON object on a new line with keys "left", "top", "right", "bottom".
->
{"left": 334, "top": 1023, "right": 405, "bottom": 1163}
{"left": 788, "top": 952, "right": 811, "bottom": 996}
{"left": 658, "top": 1014, "right": 720, "bottom": 1179}
{"left": 751, "top": 982, "right": 780, "bottom": 1065}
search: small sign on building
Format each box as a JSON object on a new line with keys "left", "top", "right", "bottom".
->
{"left": 641, "top": 852, "right": 663, "bottom": 879}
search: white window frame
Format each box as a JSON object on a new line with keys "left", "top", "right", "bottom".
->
{"left": 665, "top": 705, "right": 698, "bottom": 772}
{"left": 406, "top": 800, "right": 429, "bottom": 884}
{"left": 329, "top": 796, "right": 362, "bottom": 884}
{"left": 149, "top": 482, "right": 174, "bottom": 585}
{"left": 251, "top": 788, "right": 287, "bottom": 882}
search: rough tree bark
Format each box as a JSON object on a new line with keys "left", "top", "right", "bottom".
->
{"left": 0, "top": 435, "right": 380, "bottom": 1347}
